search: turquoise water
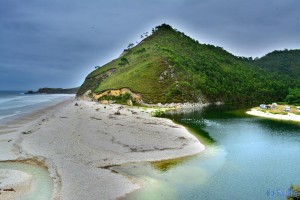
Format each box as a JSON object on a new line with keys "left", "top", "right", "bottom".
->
{"left": 118, "top": 106, "right": 300, "bottom": 200}
{"left": 0, "top": 162, "right": 54, "bottom": 200}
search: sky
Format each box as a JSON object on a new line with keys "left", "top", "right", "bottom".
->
{"left": 0, "top": 0, "right": 299, "bottom": 90}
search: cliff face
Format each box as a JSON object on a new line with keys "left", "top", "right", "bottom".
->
{"left": 78, "top": 24, "right": 296, "bottom": 104}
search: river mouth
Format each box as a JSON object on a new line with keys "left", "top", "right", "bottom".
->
{"left": 0, "top": 160, "right": 54, "bottom": 200}
{"left": 117, "top": 105, "right": 300, "bottom": 200}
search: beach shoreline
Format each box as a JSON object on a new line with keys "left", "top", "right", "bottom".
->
{"left": 0, "top": 99, "right": 205, "bottom": 200}
{"left": 246, "top": 108, "right": 300, "bottom": 122}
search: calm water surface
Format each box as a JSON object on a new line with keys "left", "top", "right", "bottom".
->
{"left": 0, "top": 162, "right": 54, "bottom": 200}
{"left": 117, "top": 106, "right": 300, "bottom": 200}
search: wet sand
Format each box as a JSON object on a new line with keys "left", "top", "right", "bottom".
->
{"left": 0, "top": 99, "right": 205, "bottom": 200}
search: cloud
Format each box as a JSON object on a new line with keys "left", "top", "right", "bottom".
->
{"left": 0, "top": 0, "right": 299, "bottom": 90}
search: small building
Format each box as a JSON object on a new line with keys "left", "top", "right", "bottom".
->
{"left": 260, "top": 104, "right": 267, "bottom": 109}
{"left": 297, "top": 107, "right": 300, "bottom": 112}
{"left": 284, "top": 106, "right": 291, "bottom": 112}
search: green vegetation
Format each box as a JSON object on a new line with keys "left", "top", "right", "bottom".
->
{"left": 133, "top": 48, "right": 146, "bottom": 55}
{"left": 98, "top": 92, "right": 134, "bottom": 104}
{"left": 118, "top": 58, "right": 129, "bottom": 66}
{"left": 151, "top": 109, "right": 165, "bottom": 117}
{"left": 252, "top": 49, "right": 300, "bottom": 79}
{"left": 78, "top": 24, "right": 298, "bottom": 104}
{"left": 286, "top": 88, "right": 300, "bottom": 105}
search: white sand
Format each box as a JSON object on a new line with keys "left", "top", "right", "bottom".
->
{"left": 0, "top": 99, "right": 205, "bottom": 200}
{"left": 246, "top": 109, "right": 300, "bottom": 122}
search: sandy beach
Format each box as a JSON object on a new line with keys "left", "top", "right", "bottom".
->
{"left": 246, "top": 108, "right": 300, "bottom": 122}
{"left": 0, "top": 99, "right": 204, "bottom": 200}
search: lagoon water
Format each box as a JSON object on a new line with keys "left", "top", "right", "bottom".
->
{"left": 0, "top": 91, "right": 74, "bottom": 122}
{"left": 119, "top": 106, "right": 300, "bottom": 200}
{"left": 0, "top": 162, "right": 54, "bottom": 200}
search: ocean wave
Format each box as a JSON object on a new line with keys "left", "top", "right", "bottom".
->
{"left": 0, "top": 96, "right": 24, "bottom": 105}
{"left": 0, "top": 93, "right": 74, "bottom": 121}
{"left": 0, "top": 110, "right": 22, "bottom": 120}
{"left": 0, "top": 94, "right": 73, "bottom": 111}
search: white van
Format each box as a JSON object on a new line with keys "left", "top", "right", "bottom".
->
{"left": 284, "top": 106, "right": 291, "bottom": 112}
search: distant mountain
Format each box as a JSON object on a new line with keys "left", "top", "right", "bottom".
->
{"left": 78, "top": 24, "right": 296, "bottom": 104}
{"left": 252, "top": 49, "right": 300, "bottom": 79}
{"left": 26, "top": 87, "right": 78, "bottom": 94}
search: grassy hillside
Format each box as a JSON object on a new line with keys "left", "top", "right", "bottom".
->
{"left": 78, "top": 24, "right": 294, "bottom": 104}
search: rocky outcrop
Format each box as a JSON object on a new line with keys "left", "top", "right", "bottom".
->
{"left": 93, "top": 88, "right": 142, "bottom": 105}
{"left": 159, "top": 65, "right": 175, "bottom": 82}
{"left": 76, "top": 90, "right": 92, "bottom": 101}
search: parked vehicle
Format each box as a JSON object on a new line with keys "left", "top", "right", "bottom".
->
{"left": 271, "top": 103, "right": 277, "bottom": 109}
{"left": 284, "top": 106, "right": 291, "bottom": 112}
{"left": 260, "top": 104, "right": 267, "bottom": 109}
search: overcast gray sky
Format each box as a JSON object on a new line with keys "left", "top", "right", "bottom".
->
{"left": 0, "top": 0, "right": 299, "bottom": 90}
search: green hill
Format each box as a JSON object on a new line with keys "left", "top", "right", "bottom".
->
{"left": 78, "top": 24, "right": 295, "bottom": 104}
{"left": 251, "top": 49, "right": 300, "bottom": 105}
{"left": 252, "top": 49, "right": 300, "bottom": 79}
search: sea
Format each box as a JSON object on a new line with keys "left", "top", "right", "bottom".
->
{"left": 0, "top": 91, "right": 74, "bottom": 122}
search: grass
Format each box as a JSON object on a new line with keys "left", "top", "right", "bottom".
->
{"left": 151, "top": 109, "right": 165, "bottom": 117}
{"left": 98, "top": 92, "right": 132, "bottom": 105}
{"left": 78, "top": 24, "right": 295, "bottom": 104}
{"left": 81, "top": 35, "right": 173, "bottom": 103}
{"left": 256, "top": 105, "right": 300, "bottom": 115}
